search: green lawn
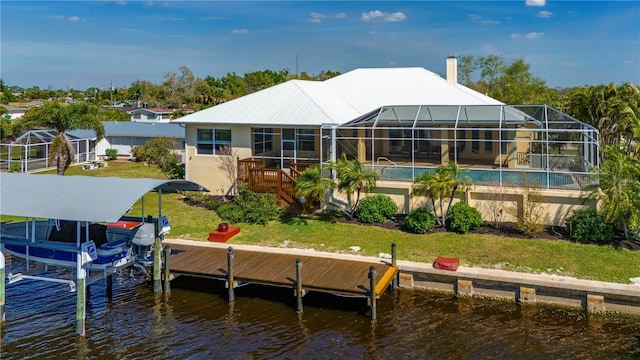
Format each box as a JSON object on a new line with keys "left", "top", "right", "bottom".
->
{"left": 4, "top": 161, "right": 639, "bottom": 284}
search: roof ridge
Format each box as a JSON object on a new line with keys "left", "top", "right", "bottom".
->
{"left": 292, "top": 81, "right": 361, "bottom": 123}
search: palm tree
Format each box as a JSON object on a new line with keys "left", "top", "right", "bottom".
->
{"left": 585, "top": 145, "right": 640, "bottom": 241}
{"left": 412, "top": 162, "right": 474, "bottom": 226}
{"left": 294, "top": 165, "right": 335, "bottom": 207}
{"left": 412, "top": 168, "right": 452, "bottom": 226}
{"left": 14, "top": 101, "right": 105, "bottom": 175}
{"left": 330, "top": 154, "right": 378, "bottom": 216}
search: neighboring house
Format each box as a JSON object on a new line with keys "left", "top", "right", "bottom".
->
{"left": 3, "top": 105, "right": 27, "bottom": 120}
{"left": 129, "top": 108, "right": 194, "bottom": 122}
{"left": 70, "top": 121, "right": 185, "bottom": 161}
{"left": 174, "top": 58, "right": 599, "bottom": 224}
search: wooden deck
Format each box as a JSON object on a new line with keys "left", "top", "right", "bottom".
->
{"left": 164, "top": 240, "right": 398, "bottom": 298}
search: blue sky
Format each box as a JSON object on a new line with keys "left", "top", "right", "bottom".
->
{"left": 2, "top": 1, "right": 638, "bottom": 90}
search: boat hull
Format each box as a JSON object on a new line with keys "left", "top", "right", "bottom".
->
{"left": 0, "top": 220, "right": 148, "bottom": 272}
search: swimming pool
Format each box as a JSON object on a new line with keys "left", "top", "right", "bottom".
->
{"left": 379, "top": 166, "right": 577, "bottom": 189}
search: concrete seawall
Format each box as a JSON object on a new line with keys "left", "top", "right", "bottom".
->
{"left": 397, "top": 259, "right": 640, "bottom": 314}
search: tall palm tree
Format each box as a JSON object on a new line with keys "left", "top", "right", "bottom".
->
{"left": 330, "top": 154, "right": 378, "bottom": 215}
{"left": 585, "top": 145, "right": 640, "bottom": 240}
{"left": 15, "top": 101, "right": 105, "bottom": 175}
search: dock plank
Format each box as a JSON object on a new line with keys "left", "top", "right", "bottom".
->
{"left": 165, "top": 242, "right": 397, "bottom": 297}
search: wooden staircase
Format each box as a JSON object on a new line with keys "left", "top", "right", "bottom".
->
{"left": 237, "top": 158, "right": 316, "bottom": 214}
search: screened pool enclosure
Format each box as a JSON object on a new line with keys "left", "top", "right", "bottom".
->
{"left": 0, "top": 129, "right": 95, "bottom": 172}
{"left": 320, "top": 105, "right": 599, "bottom": 190}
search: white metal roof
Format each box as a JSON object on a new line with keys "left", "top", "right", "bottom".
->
{"left": 175, "top": 67, "right": 503, "bottom": 127}
{"left": 0, "top": 173, "right": 207, "bottom": 223}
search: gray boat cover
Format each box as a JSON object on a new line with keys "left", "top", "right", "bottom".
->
{"left": 0, "top": 173, "right": 207, "bottom": 223}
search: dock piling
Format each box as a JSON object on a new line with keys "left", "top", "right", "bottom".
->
{"left": 227, "top": 247, "right": 235, "bottom": 302}
{"left": 295, "top": 258, "right": 303, "bottom": 312}
{"left": 106, "top": 274, "right": 113, "bottom": 300}
{"left": 153, "top": 236, "right": 162, "bottom": 293}
{"left": 368, "top": 266, "right": 377, "bottom": 321}
{"left": 163, "top": 246, "right": 171, "bottom": 294}
{"left": 391, "top": 243, "right": 398, "bottom": 290}
{"left": 1, "top": 251, "right": 5, "bottom": 323}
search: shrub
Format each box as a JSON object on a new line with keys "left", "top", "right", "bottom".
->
{"left": 105, "top": 148, "right": 118, "bottom": 160}
{"left": 217, "top": 183, "right": 283, "bottom": 225}
{"left": 164, "top": 163, "right": 185, "bottom": 179}
{"left": 446, "top": 202, "right": 483, "bottom": 234}
{"left": 565, "top": 208, "right": 614, "bottom": 244}
{"left": 404, "top": 207, "right": 436, "bottom": 234}
{"left": 354, "top": 194, "right": 398, "bottom": 223}
{"left": 9, "top": 162, "right": 21, "bottom": 173}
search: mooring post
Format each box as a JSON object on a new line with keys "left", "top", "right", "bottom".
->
{"left": 106, "top": 274, "right": 113, "bottom": 300}
{"left": 391, "top": 243, "right": 398, "bottom": 290}
{"left": 227, "top": 247, "right": 235, "bottom": 302}
{"left": 295, "top": 258, "right": 303, "bottom": 313}
{"left": 163, "top": 245, "right": 171, "bottom": 294}
{"left": 76, "top": 260, "right": 87, "bottom": 336}
{"left": 0, "top": 251, "right": 5, "bottom": 323}
{"left": 368, "top": 266, "right": 377, "bottom": 321}
{"left": 153, "top": 236, "right": 162, "bottom": 293}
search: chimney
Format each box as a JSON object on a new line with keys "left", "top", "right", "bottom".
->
{"left": 446, "top": 53, "right": 457, "bottom": 83}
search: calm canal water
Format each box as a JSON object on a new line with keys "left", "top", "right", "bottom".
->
{"left": 1, "top": 260, "right": 639, "bottom": 360}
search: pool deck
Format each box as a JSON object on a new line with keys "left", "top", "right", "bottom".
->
{"left": 164, "top": 239, "right": 640, "bottom": 314}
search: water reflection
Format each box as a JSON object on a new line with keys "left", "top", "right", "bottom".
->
{"left": 1, "top": 266, "right": 638, "bottom": 359}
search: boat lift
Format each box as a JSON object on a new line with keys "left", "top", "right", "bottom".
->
{"left": 0, "top": 173, "right": 207, "bottom": 336}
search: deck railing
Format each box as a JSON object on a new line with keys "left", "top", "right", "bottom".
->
{"left": 238, "top": 158, "right": 319, "bottom": 213}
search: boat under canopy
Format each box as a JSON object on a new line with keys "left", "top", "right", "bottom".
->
{"left": 0, "top": 173, "right": 207, "bottom": 223}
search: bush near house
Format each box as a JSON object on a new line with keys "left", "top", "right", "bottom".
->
{"left": 354, "top": 194, "right": 398, "bottom": 223}
{"left": 446, "top": 202, "right": 483, "bottom": 234}
{"left": 404, "top": 207, "right": 437, "bottom": 234}
{"left": 565, "top": 208, "right": 614, "bottom": 245}
{"left": 105, "top": 148, "right": 118, "bottom": 160}
{"left": 217, "top": 183, "right": 283, "bottom": 225}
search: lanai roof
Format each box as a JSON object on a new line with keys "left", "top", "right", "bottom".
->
{"left": 174, "top": 67, "right": 503, "bottom": 127}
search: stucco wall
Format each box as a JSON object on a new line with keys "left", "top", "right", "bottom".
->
{"left": 184, "top": 125, "right": 252, "bottom": 195}
{"left": 327, "top": 181, "right": 591, "bottom": 226}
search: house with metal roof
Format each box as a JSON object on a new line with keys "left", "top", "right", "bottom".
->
{"left": 175, "top": 59, "right": 598, "bottom": 224}
{"left": 129, "top": 108, "right": 194, "bottom": 122}
{"left": 74, "top": 121, "right": 185, "bottom": 161}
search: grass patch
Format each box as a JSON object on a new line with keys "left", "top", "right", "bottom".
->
{"left": 4, "top": 161, "right": 640, "bottom": 284}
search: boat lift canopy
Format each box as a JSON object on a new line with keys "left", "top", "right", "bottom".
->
{"left": 0, "top": 173, "right": 208, "bottom": 223}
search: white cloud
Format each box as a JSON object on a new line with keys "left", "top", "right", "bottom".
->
{"left": 361, "top": 10, "right": 407, "bottom": 23}
{"left": 468, "top": 14, "right": 499, "bottom": 26}
{"left": 308, "top": 12, "right": 327, "bottom": 23}
{"left": 526, "top": 0, "right": 546, "bottom": 6}
{"left": 511, "top": 32, "right": 544, "bottom": 39}
{"left": 52, "top": 15, "right": 81, "bottom": 22}
{"left": 624, "top": 60, "right": 634, "bottom": 64}
{"left": 307, "top": 12, "right": 348, "bottom": 23}
{"left": 537, "top": 10, "right": 553, "bottom": 18}
{"left": 231, "top": 28, "right": 249, "bottom": 34}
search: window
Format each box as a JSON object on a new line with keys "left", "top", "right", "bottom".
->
{"left": 253, "top": 128, "right": 274, "bottom": 155}
{"left": 297, "top": 129, "right": 316, "bottom": 152}
{"left": 472, "top": 129, "right": 480, "bottom": 153}
{"left": 484, "top": 130, "right": 493, "bottom": 153}
{"left": 197, "top": 128, "right": 232, "bottom": 155}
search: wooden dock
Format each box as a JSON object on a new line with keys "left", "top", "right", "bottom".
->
{"left": 163, "top": 239, "right": 398, "bottom": 299}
